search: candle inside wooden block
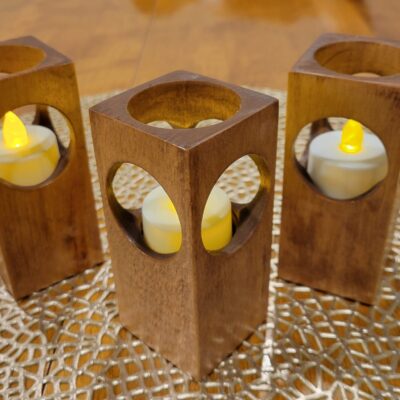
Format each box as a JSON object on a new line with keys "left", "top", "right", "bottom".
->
{"left": 0, "top": 36, "right": 103, "bottom": 300}
{"left": 0, "top": 111, "right": 60, "bottom": 186}
{"left": 307, "top": 119, "right": 388, "bottom": 200}
{"left": 90, "top": 70, "right": 278, "bottom": 378}
{"left": 142, "top": 185, "right": 232, "bottom": 254}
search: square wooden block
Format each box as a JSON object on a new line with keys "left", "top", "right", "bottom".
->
{"left": 0, "top": 36, "right": 102, "bottom": 299}
{"left": 90, "top": 71, "right": 278, "bottom": 378}
{"left": 279, "top": 34, "right": 400, "bottom": 304}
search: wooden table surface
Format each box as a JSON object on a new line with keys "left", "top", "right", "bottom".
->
{"left": 0, "top": 0, "right": 398, "bottom": 95}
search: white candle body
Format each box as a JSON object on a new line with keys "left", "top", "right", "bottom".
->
{"left": 307, "top": 131, "right": 388, "bottom": 200}
{"left": 142, "top": 186, "right": 232, "bottom": 254}
{"left": 0, "top": 125, "right": 60, "bottom": 186}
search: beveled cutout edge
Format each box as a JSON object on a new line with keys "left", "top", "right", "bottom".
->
{"left": 0, "top": 104, "right": 75, "bottom": 191}
{"left": 127, "top": 80, "right": 242, "bottom": 129}
{"left": 314, "top": 41, "right": 400, "bottom": 77}
{"left": 106, "top": 162, "right": 182, "bottom": 260}
{"left": 0, "top": 44, "right": 46, "bottom": 75}
{"left": 90, "top": 71, "right": 277, "bottom": 139}
{"left": 205, "top": 154, "right": 271, "bottom": 256}
{"left": 292, "top": 116, "right": 388, "bottom": 202}
{"left": 0, "top": 36, "right": 72, "bottom": 73}
{"left": 293, "top": 34, "right": 400, "bottom": 83}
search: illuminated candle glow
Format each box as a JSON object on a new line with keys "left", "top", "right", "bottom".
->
{"left": 0, "top": 112, "right": 60, "bottom": 186}
{"left": 307, "top": 119, "right": 388, "bottom": 200}
{"left": 339, "top": 119, "right": 363, "bottom": 154}
{"left": 3, "top": 111, "right": 29, "bottom": 148}
{"left": 142, "top": 186, "right": 232, "bottom": 254}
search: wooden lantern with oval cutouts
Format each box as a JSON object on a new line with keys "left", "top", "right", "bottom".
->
{"left": 0, "top": 36, "right": 102, "bottom": 299}
{"left": 279, "top": 34, "right": 400, "bottom": 304}
{"left": 89, "top": 70, "right": 278, "bottom": 379}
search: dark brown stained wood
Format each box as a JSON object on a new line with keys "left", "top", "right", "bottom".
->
{"left": 89, "top": 70, "right": 278, "bottom": 379}
{"left": 279, "top": 33, "right": 400, "bottom": 304}
{"left": 0, "top": 36, "right": 103, "bottom": 299}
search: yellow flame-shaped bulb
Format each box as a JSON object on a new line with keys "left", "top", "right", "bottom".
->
{"left": 339, "top": 119, "right": 364, "bottom": 154}
{"left": 2, "top": 111, "right": 29, "bottom": 149}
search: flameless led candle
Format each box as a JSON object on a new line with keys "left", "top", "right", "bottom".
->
{"left": 142, "top": 186, "right": 232, "bottom": 254}
{"left": 307, "top": 119, "right": 388, "bottom": 200}
{"left": 0, "top": 112, "right": 60, "bottom": 186}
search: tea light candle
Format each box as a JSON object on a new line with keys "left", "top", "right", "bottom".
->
{"left": 142, "top": 186, "right": 232, "bottom": 254}
{"left": 307, "top": 120, "right": 388, "bottom": 200}
{"left": 0, "top": 112, "right": 60, "bottom": 186}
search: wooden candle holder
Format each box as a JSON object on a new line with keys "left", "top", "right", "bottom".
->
{"left": 90, "top": 71, "right": 278, "bottom": 379}
{"left": 279, "top": 34, "right": 400, "bottom": 304}
{"left": 0, "top": 37, "right": 102, "bottom": 299}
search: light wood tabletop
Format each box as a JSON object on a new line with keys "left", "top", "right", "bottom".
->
{"left": 0, "top": 0, "right": 398, "bottom": 95}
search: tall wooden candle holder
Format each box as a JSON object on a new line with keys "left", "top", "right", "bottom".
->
{"left": 0, "top": 37, "right": 102, "bottom": 299}
{"left": 279, "top": 34, "right": 400, "bottom": 304}
{"left": 90, "top": 71, "right": 278, "bottom": 379}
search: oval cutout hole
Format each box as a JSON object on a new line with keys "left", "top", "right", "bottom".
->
{"left": 314, "top": 41, "right": 400, "bottom": 76}
{"left": 202, "top": 154, "right": 269, "bottom": 254}
{"left": 0, "top": 105, "right": 73, "bottom": 188}
{"left": 109, "top": 163, "right": 182, "bottom": 257}
{"left": 293, "top": 117, "right": 388, "bottom": 200}
{"left": 216, "top": 155, "right": 261, "bottom": 204}
{"left": 0, "top": 45, "right": 45, "bottom": 74}
{"left": 128, "top": 81, "right": 241, "bottom": 129}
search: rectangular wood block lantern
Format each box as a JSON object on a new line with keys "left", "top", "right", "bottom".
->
{"left": 90, "top": 71, "right": 278, "bottom": 379}
{"left": 279, "top": 34, "right": 400, "bottom": 304}
{"left": 0, "top": 37, "right": 103, "bottom": 299}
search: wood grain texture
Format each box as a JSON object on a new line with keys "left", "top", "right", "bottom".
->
{"left": 1, "top": 1, "right": 398, "bottom": 94}
{"left": 279, "top": 33, "right": 400, "bottom": 304}
{"left": 90, "top": 71, "right": 278, "bottom": 379}
{"left": 0, "top": 0, "right": 151, "bottom": 95}
{"left": 134, "top": 0, "right": 372, "bottom": 89}
{"left": 362, "top": 0, "right": 400, "bottom": 39}
{"left": 0, "top": 36, "right": 103, "bottom": 299}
